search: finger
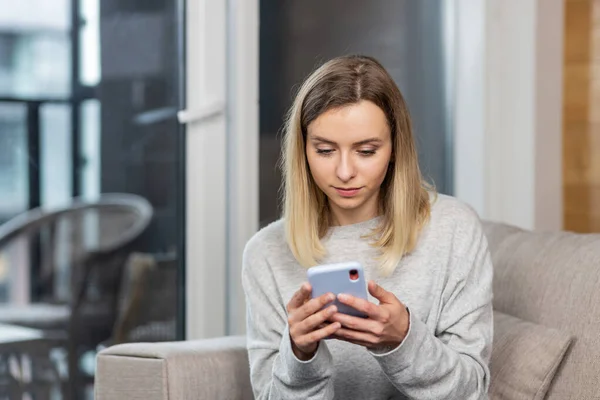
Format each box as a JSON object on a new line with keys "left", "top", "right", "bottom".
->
{"left": 337, "top": 293, "right": 384, "bottom": 320}
{"left": 329, "top": 312, "right": 382, "bottom": 334}
{"left": 296, "top": 322, "right": 341, "bottom": 347}
{"left": 316, "top": 317, "right": 335, "bottom": 330}
{"left": 316, "top": 323, "right": 335, "bottom": 340}
{"left": 368, "top": 280, "right": 396, "bottom": 304}
{"left": 334, "top": 327, "right": 380, "bottom": 346}
{"left": 286, "top": 283, "right": 312, "bottom": 312}
{"left": 294, "top": 292, "right": 336, "bottom": 322}
{"left": 299, "top": 305, "right": 337, "bottom": 333}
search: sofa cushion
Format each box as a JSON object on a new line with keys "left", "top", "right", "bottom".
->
{"left": 482, "top": 221, "right": 600, "bottom": 399}
{"left": 490, "top": 311, "right": 573, "bottom": 400}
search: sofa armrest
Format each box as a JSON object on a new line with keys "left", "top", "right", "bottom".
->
{"left": 95, "top": 335, "right": 252, "bottom": 400}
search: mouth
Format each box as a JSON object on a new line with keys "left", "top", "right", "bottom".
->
{"left": 333, "top": 187, "right": 363, "bottom": 197}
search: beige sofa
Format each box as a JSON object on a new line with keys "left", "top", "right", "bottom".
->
{"left": 95, "top": 222, "right": 600, "bottom": 400}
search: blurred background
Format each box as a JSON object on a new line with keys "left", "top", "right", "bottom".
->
{"left": 0, "top": 0, "right": 597, "bottom": 398}
{"left": 259, "top": 0, "right": 453, "bottom": 225}
{"left": 0, "top": 0, "right": 183, "bottom": 398}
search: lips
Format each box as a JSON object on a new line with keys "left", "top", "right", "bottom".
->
{"left": 334, "top": 187, "right": 362, "bottom": 197}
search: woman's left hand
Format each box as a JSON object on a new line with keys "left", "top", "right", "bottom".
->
{"left": 328, "top": 280, "right": 410, "bottom": 351}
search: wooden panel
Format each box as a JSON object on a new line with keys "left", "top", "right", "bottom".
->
{"left": 564, "top": 212, "right": 600, "bottom": 232}
{"left": 563, "top": 0, "right": 600, "bottom": 232}
{"left": 564, "top": 184, "right": 600, "bottom": 215}
{"left": 563, "top": 130, "right": 600, "bottom": 185}
{"left": 564, "top": 0, "right": 592, "bottom": 62}
{"left": 564, "top": 64, "right": 590, "bottom": 123}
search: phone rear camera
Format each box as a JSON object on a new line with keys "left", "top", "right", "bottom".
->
{"left": 349, "top": 269, "right": 359, "bottom": 281}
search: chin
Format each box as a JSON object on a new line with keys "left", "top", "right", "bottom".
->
{"left": 330, "top": 197, "right": 364, "bottom": 210}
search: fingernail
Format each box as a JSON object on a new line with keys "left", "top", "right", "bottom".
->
{"left": 327, "top": 293, "right": 336, "bottom": 302}
{"left": 338, "top": 294, "right": 348, "bottom": 302}
{"left": 329, "top": 306, "right": 337, "bottom": 314}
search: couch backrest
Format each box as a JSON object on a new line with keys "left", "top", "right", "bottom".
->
{"left": 483, "top": 221, "right": 600, "bottom": 400}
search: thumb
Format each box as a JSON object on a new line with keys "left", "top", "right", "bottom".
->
{"left": 368, "top": 280, "right": 395, "bottom": 304}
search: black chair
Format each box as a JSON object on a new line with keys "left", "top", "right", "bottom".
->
{"left": 0, "top": 193, "right": 153, "bottom": 399}
{"left": 110, "top": 251, "right": 178, "bottom": 345}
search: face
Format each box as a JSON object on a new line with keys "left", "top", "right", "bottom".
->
{"left": 306, "top": 100, "right": 393, "bottom": 226}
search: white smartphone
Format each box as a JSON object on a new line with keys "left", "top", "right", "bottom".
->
{"left": 307, "top": 261, "right": 369, "bottom": 318}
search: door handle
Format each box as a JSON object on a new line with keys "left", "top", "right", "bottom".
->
{"left": 177, "top": 101, "right": 225, "bottom": 125}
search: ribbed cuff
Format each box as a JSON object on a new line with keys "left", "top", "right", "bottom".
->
{"left": 369, "top": 308, "right": 428, "bottom": 375}
{"left": 279, "top": 324, "right": 334, "bottom": 381}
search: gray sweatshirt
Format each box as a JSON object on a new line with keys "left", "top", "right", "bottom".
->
{"left": 242, "top": 194, "right": 493, "bottom": 399}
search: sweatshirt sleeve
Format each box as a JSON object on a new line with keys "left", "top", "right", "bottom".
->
{"left": 241, "top": 238, "right": 336, "bottom": 400}
{"left": 369, "top": 215, "right": 493, "bottom": 400}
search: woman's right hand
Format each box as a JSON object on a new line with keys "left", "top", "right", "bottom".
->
{"left": 286, "top": 283, "right": 341, "bottom": 361}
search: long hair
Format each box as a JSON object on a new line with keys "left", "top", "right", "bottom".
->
{"left": 280, "top": 55, "right": 432, "bottom": 276}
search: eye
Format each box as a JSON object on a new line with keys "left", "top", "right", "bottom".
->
{"left": 316, "top": 148, "right": 334, "bottom": 156}
{"left": 358, "top": 149, "right": 376, "bottom": 156}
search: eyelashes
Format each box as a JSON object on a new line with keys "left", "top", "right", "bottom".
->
{"left": 358, "top": 150, "right": 376, "bottom": 156}
{"left": 315, "top": 149, "right": 377, "bottom": 157}
{"left": 316, "top": 149, "right": 334, "bottom": 156}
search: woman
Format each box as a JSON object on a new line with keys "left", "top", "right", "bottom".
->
{"left": 242, "top": 55, "right": 493, "bottom": 399}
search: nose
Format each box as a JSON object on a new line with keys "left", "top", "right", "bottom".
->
{"left": 336, "top": 153, "right": 356, "bottom": 182}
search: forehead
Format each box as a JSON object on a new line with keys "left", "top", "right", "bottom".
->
{"left": 307, "top": 100, "right": 390, "bottom": 143}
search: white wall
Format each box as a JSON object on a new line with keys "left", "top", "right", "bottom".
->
{"left": 225, "top": 0, "right": 259, "bottom": 336}
{"left": 185, "top": 0, "right": 228, "bottom": 339}
{"left": 454, "top": 0, "right": 487, "bottom": 216}
{"left": 185, "top": 0, "right": 259, "bottom": 339}
{"left": 533, "top": 0, "right": 564, "bottom": 231}
{"left": 453, "top": 0, "right": 564, "bottom": 231}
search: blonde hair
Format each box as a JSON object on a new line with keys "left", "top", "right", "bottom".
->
{"left": 280, "top": 55, "right": 432, "bottom": 276}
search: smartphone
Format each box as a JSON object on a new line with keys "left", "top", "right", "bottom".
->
{"left": 307, "top": 261, "right": 369, "bottom": 318}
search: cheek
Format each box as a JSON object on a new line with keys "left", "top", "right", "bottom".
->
{"left": 371, "top": 163, "right": 391, "bottom": 185}
{"left": 363, "top": 156, "right": 392, "bottom": 185}
{"left": 306, "top": 153, "right": 327, "bottom": 183}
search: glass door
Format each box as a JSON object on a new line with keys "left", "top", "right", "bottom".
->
{"left": 0, "top": 0, "right": 186, "bottom": 397}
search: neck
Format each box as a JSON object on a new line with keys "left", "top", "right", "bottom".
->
{"left": 329, "top": 194, "right": 380, "bottom": 226}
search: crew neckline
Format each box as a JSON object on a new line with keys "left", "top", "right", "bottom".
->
{"left": 327, "top": 215, "right": 384, "bottom": 237}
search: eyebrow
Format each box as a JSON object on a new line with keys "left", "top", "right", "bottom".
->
{"left": 309, "top": 135, "right": 383, "bottom": 146}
